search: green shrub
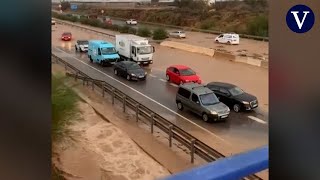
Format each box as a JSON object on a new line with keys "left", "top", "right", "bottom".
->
{"left": 128, "top": 27, "right": 137, "bottom": 34}
{"left": 200, "top": 19, "right": 215, "bottom": 30}
{"left": 137, "top": 27, "right": 151, "bottom": 37}
{"left": 152, "top": 28, "right": 168, "bottom": 40}
{"left": 110, "top": 24, "right": 120, "bottom": 31}
{"left": 119, "top": 25, "right": 130, "bottom": 33}
{"left": 247, "top": 15, "right": 268, "bottom": 37}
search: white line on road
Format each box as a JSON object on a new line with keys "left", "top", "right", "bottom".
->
{"left": 248, "top": 116, "right": 267, "bottom": 124}
{"left": 159, "top": 78, "right": 167, "bottom": 82}
{"left": 170, "top": 83, "right": 179, "bottom": 87}
{"left": 149, "top": 74, "right": 157, "bottom": 78}
{"left": 54, "top": 47, "right": 230, "bottom": 144}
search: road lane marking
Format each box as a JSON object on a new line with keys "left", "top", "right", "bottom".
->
{"left": 170, "top": 83, "right": 179, "bottom": 87}
{"left": 149, "top": 74, "right": 157, "bottom": 78}
{"left": 248, "top": 116, "right": 267, "bottom": 124}
{"left": 159, "top": 78, "right": 167, "bottom": 82}
{"left": 54, "top": 47, "right": 230, "bottom": 144}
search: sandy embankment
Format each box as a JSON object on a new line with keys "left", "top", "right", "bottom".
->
{"left": 52, "top": 100, "right": 170, "bottom": 180}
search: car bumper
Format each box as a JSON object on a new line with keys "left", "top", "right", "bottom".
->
{"left": 131, "top": 75, "right": 146, "bottom": 80}
{"left": 136, "top": 60, "right": 153, "bottom": 65}
{"left": 244, "top": 104, "right": 258, "bottom": 110}
{"left": 208, "top": 113, "right": 229, "bottom": 121}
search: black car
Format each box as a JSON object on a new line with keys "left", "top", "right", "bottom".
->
{"left": 114, "top": 61, "right": 147, "bottom": 81}
{"left": 206, "top": 82, "right": 258, "bottom": 112}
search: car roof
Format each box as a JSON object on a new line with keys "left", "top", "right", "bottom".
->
{"left": 180, "top": 83, "right": 213, "bottom": 95}
{"left": 207, "top": 82, "right": 237, "bottom": 89}
{"left": 169, "top": 65, "right": 190, "bottom": 69}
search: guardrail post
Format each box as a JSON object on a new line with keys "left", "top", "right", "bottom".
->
{"left": 75, "top": 71, "right": 78, "bottom": 81}
{"left": 82, "top": 77, "right": 85, "bottom": 86}
{"left": 64, "top": 64, "right": 67, "bottom": 70}
{"left": 169, "top": 125, "right": 173, "bottom": 148}
{"left": 150, "top": 113, "right": 155, "bottom": 134}
{"left": 102, "top": 82, "right": 105, "bottom": 97}
{"left": 190, "top": 139, "right": 196, "bottom": 163}
{"left": 91, "top": 80, "right": 94, "bottom": 90}
{"left": 123, "top": 95, "right": 126, "bottom": 112}
{"left": 135, "top": 104, "right": 139, "bottom": 122}
{"left": 112, "top": 88, "right": 115, "bottom": 105}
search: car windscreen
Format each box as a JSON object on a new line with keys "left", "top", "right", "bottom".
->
{"left": 200, "top": 93, "right": 220, "bottom": 106}
{"left": 127, "top": 63, "right": 141, "bottom": 70}
{"left": 137, "top": 46, "right": 152, "bottom": 54}
{"left": 229, "top": 87, "right": 244, "bottom": 96}
{"left": 78, "top": 41, "right": 88, "bottom": 45}
{"left": 179, "top": 68, "right": 196, "bottom": 76}
{"left": 101, "top": 47, "right": 117, "bottom": 55}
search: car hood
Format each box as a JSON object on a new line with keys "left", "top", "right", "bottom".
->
{"left": 234, "top": 93, "right": 257, "bottom": 102}
{"left": 128, "top": 69, "right": 145, "bottom": 76}
{"left": 204, "top": 102, "right": 229, "bottom": 114}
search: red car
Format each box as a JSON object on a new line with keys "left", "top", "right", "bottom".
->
{"left": 61, "top": 32, "right": 72, "bottom": 41}
{"left": 166, "top": 65, "right": 201, "bottom": 85}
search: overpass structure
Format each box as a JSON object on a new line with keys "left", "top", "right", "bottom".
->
{"left": 162, "top": 146, "right": 268, "bottom": 180}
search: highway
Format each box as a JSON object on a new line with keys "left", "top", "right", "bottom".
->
{"left": 52, "top": 23, "right": 268, "bottom": 154}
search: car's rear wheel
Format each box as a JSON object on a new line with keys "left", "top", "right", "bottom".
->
{"left": 114, "top": 69, "right": 118, "bottom": 75}
{"left": 75, "top": 46, "right": 78, "bottom": 51}
{"left": 202, "top": 113, "right": 209, "bottom": 122}
{"left": 126, "top": 74, "right": 131, "bottom": 81}
{"left": 233, "top": 104, "right": 241, "bottom": 113}
{"left": 227, "top": 41, "right": 231, "bottom": 45}
{"left": 166, "top": 74, "right": 170, "bottom": 81}
{"left": 180, "top": 80, "right": 184, "bottom": 85}
{"left": 177, "top": 101, "right": 183, "bottom": 110}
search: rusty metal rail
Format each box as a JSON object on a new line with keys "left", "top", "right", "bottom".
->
{"left": 52, "top": 54, "right": 262, "bottom": 180}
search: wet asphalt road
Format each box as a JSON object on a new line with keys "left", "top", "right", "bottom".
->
{"left": 52, "top": 45, "right": 268, "bottom": 154}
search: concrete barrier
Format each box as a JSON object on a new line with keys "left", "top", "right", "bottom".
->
{"left": 160, "top": 41, "right": 215, "bottom": 57}
{"left": 213, "top": 51, "right": 236, "bottom": 62}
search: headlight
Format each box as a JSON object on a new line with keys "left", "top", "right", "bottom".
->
{"left": 144, "top": 72, "right": 147, "bottom": 75}
{"left": 242, "top": 101, "right": 249, "bottom": 104}
{"left": 210, "top": 111, "right": 217, "bottom": 115}
{"left": 131, "top": 74, "right": 136, "bottom": 76}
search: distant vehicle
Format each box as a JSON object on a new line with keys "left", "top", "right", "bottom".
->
{"left": 114, "top": 61, "right": 147, "bottom": 81}
{"left": 126, "top": 19, "right": 138, "bottom": 25}
{"left": 87, "top": 40, "right": 120, "bottom": 66}
{"left": 115, "top": 34, "right": 155, "bottom": 65}
{"left": 75, "top": 40, "right": 89, "bottom": 52}
{"left": 169, "top": 31, "right": 186, "bottom": 38}
{"left": 176, "top": 83, "right": 230, "bottom": 122}
{"left": 166, "top": 65, "right": 201, "bottom": 85}
{"left": 51, "top": 19, "right": 56, "bottom": 25}
{"left": 61, "top": 32, "right": 72, "bottom": 41}
{"left": 215, "top": 33, "right": 239, "bottom": 45}
{"left": 206, "top": 82, "right": 258, "bottom": 112}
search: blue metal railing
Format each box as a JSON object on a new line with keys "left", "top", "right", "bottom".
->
{"left": 161, "top": 146, "right": 268, "bottom": 180}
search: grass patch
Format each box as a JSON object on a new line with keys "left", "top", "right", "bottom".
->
{"left": 52, "top": 73, "right": 79, "bottom": 142}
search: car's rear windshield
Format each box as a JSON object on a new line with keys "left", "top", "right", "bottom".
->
{"left": 78, "top": 40, "right": 88, "bottom": 45}
{"left": 63, "top": 33, "right": 71, "bottom": 35}
{"left": 200, "top": 93, "right": 220, "bottom": 106}
{"left": 179, "top": 68, "right": 195, "bottom": 76}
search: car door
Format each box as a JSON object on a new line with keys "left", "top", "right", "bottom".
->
{"left": 190, "top": 93, "right": 202, "bottom": 115}
{"left": 218, "top": 88, "right": 232, "bottom": 106}
{"left": 172, "top": 68, "right": 180, "bottom": 84}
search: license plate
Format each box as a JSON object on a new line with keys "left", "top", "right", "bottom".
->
{"left": 221, "top": 115, "right": 228, "bottom": 118}
{"left": 143, "top": 62, "right": 148, "bottom": 64}
{"left": 139, "top": 76, "right": 144, "bottom": 78}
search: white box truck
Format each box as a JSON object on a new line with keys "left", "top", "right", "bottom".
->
{"left": 115, "top": 34, "right": 155, "bottom": 65}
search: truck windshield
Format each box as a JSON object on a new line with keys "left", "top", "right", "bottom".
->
{"left": 101, "top": 47, "right": 117, "bottom": 55}
{"left": 137, "top": 46, "right": 152, "bottom": 54}
{"left": 200, "top": 93, "right": 220, "bottom": 106}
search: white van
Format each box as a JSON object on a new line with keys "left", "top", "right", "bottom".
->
{"left": 215, "top": 33, "right": 240, "bottom": 45}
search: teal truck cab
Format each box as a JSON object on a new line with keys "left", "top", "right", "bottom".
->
{"left": 88, "top": 40, "right": 120, "bottom": 66}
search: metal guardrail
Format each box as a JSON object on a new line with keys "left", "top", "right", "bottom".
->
{"left": 52, "top": 10, "right": 268, "bottom": 42}
{"left": 52, "top": 54, "right": 262, "bottom": 180}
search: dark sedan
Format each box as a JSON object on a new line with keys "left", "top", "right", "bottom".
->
{"left": 114, "top": 61, "right": 147, "bottom": 81}
{"left": 206, "top": 82, "right": 258, "bottom": 112}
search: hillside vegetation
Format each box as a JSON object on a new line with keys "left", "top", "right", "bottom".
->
{"left": 66, "top": 0, "right": 268, "bottom": 37}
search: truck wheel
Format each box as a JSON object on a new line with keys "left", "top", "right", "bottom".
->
{"left": 89, "top": 56, "right": 93, "bottom": 63}
{"left": 75, "top": 46, "right": 78, "bottom": 51}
